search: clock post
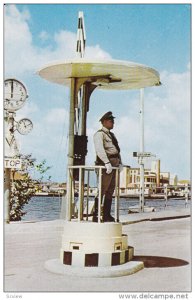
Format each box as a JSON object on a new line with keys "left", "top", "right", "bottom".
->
{"left": 4, "top": 110, "right": 19, "bottom": 224}
{"left": 4, "top": 78, "right": 33, "bottom": 223}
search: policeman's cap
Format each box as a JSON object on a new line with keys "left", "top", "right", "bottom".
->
{"left": 99, "top": 111, "right": 115, "bottom": 122}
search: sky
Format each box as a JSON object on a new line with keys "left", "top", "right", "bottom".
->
{"left": 3, "top": 3, "right": 191, "bottom": 183}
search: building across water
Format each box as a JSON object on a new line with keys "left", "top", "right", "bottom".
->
{"left": 119, "top": 160, "right": 190, "bottom": 198}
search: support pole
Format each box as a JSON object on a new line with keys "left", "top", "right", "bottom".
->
{"left": 78, "top": 167, "right": 83, "bottom": 221}
{"left": 98, "top": 168, "right": 102, "bottom": 223}
{"left": 4, "top": 168, "right": 11, "bottom": 223}
{"left": 185, "top": 183, "right": 189, "bottom": 207}
{"left": 66, "top": 79, "right": 76, "bottom": 221}
{"left": 114, "top": 168, "right": 120, "bottom": 222}
{"left": 164, "top": 184, "right": 168, "bottom": 208}
{"left": 80, "top": 83, "right": 88, "bottom": 215}
{"left": 86, "top": 170, "right": 90, "bottom": 220}
{"left": 139, "top": 88, "right": 145, "bottom": 212}
{"left": 4, "top": 112, "right": 19, "bottom": 224}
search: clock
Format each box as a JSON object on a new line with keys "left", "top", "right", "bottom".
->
{"left": 4, "top": 78, "right": 28, "bottom": 112}
{"left": 17, "top": 118, "right": 33, "bottom": 135}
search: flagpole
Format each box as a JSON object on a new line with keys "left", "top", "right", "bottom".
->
{"left": 139, "top": 88, "right": 145, "bottom": 212}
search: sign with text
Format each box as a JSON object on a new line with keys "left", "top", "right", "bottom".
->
{"left": 133, "top": 152, "right": 156, "bottom": 158}
{"left": 4, "top": 158, "right": 22, "bottom": 169}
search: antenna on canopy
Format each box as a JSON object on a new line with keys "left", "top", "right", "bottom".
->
{"left": 75, "top": 11, "right": 86, "bottom": 134}
{"left": 76, "top": 11, "right": 86, "bottom": 58}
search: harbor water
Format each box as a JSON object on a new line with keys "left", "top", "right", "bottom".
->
{"left": 21, "top": 196, "right": 190, "bottom": 222}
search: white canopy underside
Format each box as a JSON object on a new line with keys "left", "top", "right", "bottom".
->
{"left": 37, "top": 59, "right": 160, "bottom": 90}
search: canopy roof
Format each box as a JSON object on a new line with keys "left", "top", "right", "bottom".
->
{"left": 37, "top": 58, "right": 161, "bottom": 90}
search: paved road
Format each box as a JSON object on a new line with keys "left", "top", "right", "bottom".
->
{"left": 4, "top": 208, "right": 191, "bottom": 292}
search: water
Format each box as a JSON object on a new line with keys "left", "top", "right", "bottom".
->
{"left": 21, "top": 196, "right": 190, "bottom": 221}
{"left": 22, "top": 196, "right": 62, "bottom": 221}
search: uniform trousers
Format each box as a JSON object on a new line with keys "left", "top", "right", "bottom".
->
{"left": 94, "top": 169, "right": 116, "bottom": 218}
{"left": 94, "top": 156, "right": 119, "bottom": 218}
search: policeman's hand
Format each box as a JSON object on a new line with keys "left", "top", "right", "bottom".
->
{"left": 105, "top": 162, "right": 112, "bottom": 174}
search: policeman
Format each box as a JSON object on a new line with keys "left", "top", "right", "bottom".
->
{"left": 93, "top": 111, "right": 122, "bottom": 222}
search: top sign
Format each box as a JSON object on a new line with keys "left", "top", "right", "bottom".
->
{"left": 4, "top": 158, "right": 22, "bottom": 169}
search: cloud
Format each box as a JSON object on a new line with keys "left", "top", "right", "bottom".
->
{"left": 146, "top": 69, "right": 190, "bottom": 141}
{"left": 4, "top": 5, "right": 34, "bottom": 75}
{"left": 43, "top": 108, "right": 69, "bottom": 125}
{"left": 85, "top": 44, "right": 112, "bottom": 59}
{"left": 16, "top": 102, "right": 39, "bottom": 120}
{"left": 4, "top": 5, "right": 112, "bottom": 77}
{"left": 16, "top": 106, "right": 69, "bottom": 176}
{"left": 38, "top": 31, "right": 50, "bottom": 42}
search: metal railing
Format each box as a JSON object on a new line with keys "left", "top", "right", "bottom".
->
{"left": 66, "top": 165, "right": 120, "bottom": 223}
{"left": 155, "top": 184, "right": 190, "bottom": 208}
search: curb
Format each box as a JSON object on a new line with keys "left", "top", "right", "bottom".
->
{"left": 121, "top": 213, "right": 191, "bottom": 225}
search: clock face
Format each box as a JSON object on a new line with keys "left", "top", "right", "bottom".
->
{"left": 4, "top": 79, "right": 28, "bottom": 112}
{"left": 17, "top": 118, "right": 33, "bottom": 135}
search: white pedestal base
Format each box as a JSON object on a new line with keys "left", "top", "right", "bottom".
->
{"left": 60, "top": 221, "right": 135, "bottom": 267}
{"left": 45, "top": 258, "right": 144, "bottom": 278}
{"left": 45, "top": 221, "right": 144, "bottom": 277}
